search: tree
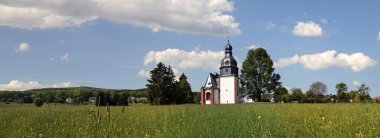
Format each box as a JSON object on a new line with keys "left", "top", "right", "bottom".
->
{"left": 290, "top": 88, "right": 305, "bottom": 102}
{"left": 34, "top": 98, "right": 44, "bottom": 107}
{"left": 358, "top": 84, "right": 371, "bottom": 102}
{"left": 307, "top": 81, "right": 328, "bottom": 103}
{"left": 96, "top": 91, "right": 106, "bottom": 106}
{"left": 119, "top": 92, "right": 129, "bottom": 106}
{"left": 111, "top": 91, "right": 120, "bottom": 105}
{"left": 146, "top": 62, "right": 178, "bottom": 105}
{"left": 178, "top": 73, "right": 194, "bottom": 103}
{"left": 347, "top": 90, "right": 360, "bottom": 102}
{"left": 240, "top": 48, "right": 282, "bottom": 102}
{"left": 274, "top": 86, "right": 288, "bottom": 102}
{"left": 336, "top": 82, "right": 348, "bottom": 102}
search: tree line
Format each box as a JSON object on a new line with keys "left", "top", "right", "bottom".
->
{"left": 0, "top": 87, "right": 148, "bottom": 105}
{"left": 240, "top": 48, "right": 375, "bottom": 103}
{"left": 272, "top": 81, "right": 373, "bottom": 103}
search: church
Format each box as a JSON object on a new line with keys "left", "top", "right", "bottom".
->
{"left": 200, "top": 40, "right": 239, "bottom": 104}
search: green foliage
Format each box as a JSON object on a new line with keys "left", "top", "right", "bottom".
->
{"left": 358, "top": 84, "right": 371, "bottom": 102}
{"left": 307, "top": 81, "right": 328, "bottom": 103}
{"left": 336, "top": 82, "right": 349, "bottom": 102}
{"left": 95, "top": 91, "right": 129, "bottom": 106}
{"left": 290, "top": 88, "right": 306, "bottom": 102}
{"left": 1, "top": 104, "right": 380, "bottom": 137}
{"left": 33, "top": 98, "right": 43, "bottom": 107}
{"left": 0, "top": 87, "right": 147, "bottom": 105}
{"left": 146, "top": 62, "right": 194, "bottom": 105}
{"left": 274, "top": 86, "right": 288, "bottom": 101}
{"left": 178, "top": 73, "right": 194, "bottom": 103}
{"left": 240, "top": 48, "right": 282, "bottom": 102}
{"left": 146, "top": 62, "right": 177, "bottom": 104}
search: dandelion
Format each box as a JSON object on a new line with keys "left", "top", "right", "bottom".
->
{"left": 257, "top": 116, "right": 261, "bottom": 119}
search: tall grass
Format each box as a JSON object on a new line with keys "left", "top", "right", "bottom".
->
{"left": 1, "top": 103, "right": 379, "bottom": 137}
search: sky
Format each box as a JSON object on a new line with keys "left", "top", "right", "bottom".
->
{"left": 0, "top": 0, "right": 379, "bottom": 96}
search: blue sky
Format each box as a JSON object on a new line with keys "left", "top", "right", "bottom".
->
{"left": 0, "top": 0, "right": 379, "bottom": 96}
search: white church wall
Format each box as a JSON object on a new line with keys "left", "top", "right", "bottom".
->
{"left": 220, "top": 76, "right": 237, "bottom": 104}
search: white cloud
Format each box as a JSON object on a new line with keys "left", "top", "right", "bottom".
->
{"left": 16, "top": 42, "right": 30, "bottom": 52}
{"left": 292, "top": 21, "right": 323, "bottom": 37}
{"left": 245, "top": 44, "right": 264, "bottom": 50}
{"left": 0, "top": 3, "right": 97, "bottom": 29}
{"left": 171, "top": 67, "right": 182, "bottom": 80}
{"left": 352, "top": 80, "right": 362, "bottom": 87}
{"left": 60, "top": 53, "right": 69, "bottom": 62}
{"left": 144, "top": 48, "right": 224, "bottom": 70}
{"left": 321, "top": 18, "right": 328, "bottom": 24}
{"left": 265, "top": 22, "right": 275, "bottom": 29}
{"left": 377, "top": 31, "right": 380, "bottom": 41}
{"left": 274, "top": 50, "right": 377, "bottom": 72}
{"left": 0, "top": 0, "right": 240, "bottom": 36}
{"left": 138, "top": 69, "right": 150, "bottom": 78}
{"left": 0, "top": 80, "right": 73, "bottom": 91}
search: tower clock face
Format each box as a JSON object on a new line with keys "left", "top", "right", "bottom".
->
{"left": 224, "top": 60, "right": 230, "bottom": 65}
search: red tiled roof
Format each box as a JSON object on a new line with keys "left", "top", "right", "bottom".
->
{"left": 373, "top": 96, "right": 380, "bottom": 100}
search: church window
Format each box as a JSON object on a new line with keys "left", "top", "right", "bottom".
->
{"left": 206, "top": 92, "right": 211, "bottom": 100}
{"left": 225, "top": 68, "right": 229, "bottom": 73}
{"left": 224, "top": 60, "right": 230, "bottom": 65}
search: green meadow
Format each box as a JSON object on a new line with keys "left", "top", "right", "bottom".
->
{"left": 1, "top": 103, "right": 380, "bottom": 137}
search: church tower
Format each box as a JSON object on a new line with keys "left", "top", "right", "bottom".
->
{"left": 219, "top": 40, "right": 239, "bottom": 104}
{"left": 200, "top": 40, "right": 239, "bottom": 105}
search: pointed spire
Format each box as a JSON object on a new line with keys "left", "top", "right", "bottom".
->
{"left": 227, "top": 31, "right": 230, "bottom": 44}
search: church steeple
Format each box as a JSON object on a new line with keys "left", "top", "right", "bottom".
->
{"left": 225, "top": 40, "right": 232, "bottom": 53}
{"left": 220, "top": 40, "right": 238, "bottom": 76}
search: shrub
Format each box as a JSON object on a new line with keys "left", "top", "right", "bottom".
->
{"left": 33, "top": 98, "right": 43, "bottom": 107}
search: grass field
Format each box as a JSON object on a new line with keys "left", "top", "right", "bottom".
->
{"left": 1, "top": 103, "right": 380, "bottom": 137}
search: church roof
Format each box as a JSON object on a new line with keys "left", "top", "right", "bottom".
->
{"left": 220, "top": 40, "right": 237, "bottom": 68}
{"left": 225, "top": 40, "right": 233, "bottom": 52}
{"left": 203, "top": 73, "right": 218, "bottom": 89}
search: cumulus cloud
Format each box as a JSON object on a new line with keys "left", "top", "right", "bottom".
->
{"left": 352, "top": 80, "right": 362, "bottom": 87}
{"left": 144, "top": 48, "right": 224, "bottom": 70}
{"left": 138, "top": 69, "right": 150, "bottom": 77}
{"left": 0, "top": 0, "right": 240, "bottom": 36}
{"left": 16, "top": 42, "right": 30, "bottom": 52}
{"left": 245, "top": 44, "right": 264, "bottom": 50}
{"left": 274, "top": 50, "right": 377, "bottom": 72}
{"left": 0, "top": 80, "right": 73, "bottom": 91}
{"left": 60, "top": 53, "right": 69, "bottom": 62}
{"left": 292, "top": 21, "right": 323, "bottom": 37}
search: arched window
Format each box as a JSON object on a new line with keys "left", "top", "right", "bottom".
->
{"left": 206, "top": 92, "right": 211, "bottom": 100}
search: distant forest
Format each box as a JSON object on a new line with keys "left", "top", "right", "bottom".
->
{"left": 0, "top": 87, "right": 148, "bottom": 104}
{"left": 0, "top": 87, "right": 201, "bottom": 105}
